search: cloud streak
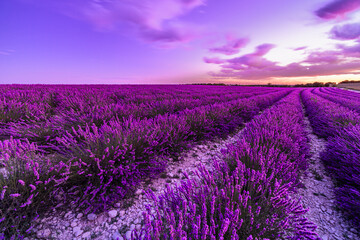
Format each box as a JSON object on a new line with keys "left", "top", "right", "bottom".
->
{"left": 304, "top": 51, "right": 339, "bottom": 63}
{"left": 213, "top": 43, "right": 277, "bottom": 70}
{"left": 331, "top": 22, "right": 360, "bottom": 40}
{"left": 0, "top": 50, "right": 15, "bottom": 56}
{"left": 205, "top": 43, "right": 360, "bottom": 80}
{"left": 208, "top": 37, "right": 249, "bottom": 55}
{"left": 41, "top": 0, "right": 206, "bottom": 47}
{"left": 315, "top": 0, "right": 360, "bottom": 20}
{"left": 210, "top": 61, "right": 360, "bottom": 80}
{"left": 203, "top": 57, "right": 226, "bottom": 64}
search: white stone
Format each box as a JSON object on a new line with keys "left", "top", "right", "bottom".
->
{"left": 130, "top": 224, "right": 135, "bottom": 231}
{"left": 65, "top": 211, "right": 72, "bottom": 218}
{"left": 108, "top": 209, "right": 118, "bottom": 218}
{"left": 77, "top": 213, "right": 83, "bottom": 219}
{"left": 87, "top": 213, "right": 97, "bottom": 221}
{"left": 73, "top": 226, "right": 83, "bottom": 237}
{"left": 71, "top": 221, "right": 78, "bottom": 227}
{"left": 42, "top": 229, "right": 51, "bottom": 238}
{"left": 82, "top": 231, "right": 91, "bottom": 239}
{"left": 112, "top": 232, "right": 124, "bottom": 240}
{"left": 125, "top": 231, "right": 132, "bottom": 240}
{"left": 36, "top": 230, "right": 44, "bottom": 239}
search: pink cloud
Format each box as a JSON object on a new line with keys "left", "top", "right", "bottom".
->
{"left": 205, "top": 43, "right": 277, "bottom": 69}
{"left": 227, "top": 55, "right": 276, "bottom": 69}
{"left": 293, "top": 46, "right": 307, "bottom": 51}
{"left": 210, "top": 61, "right": 360, "bottom": 80}
{"left": 315, "top": 0, "right": 360, "bottom": 20}
{"left": 179, "top": 0, "right": 206, "bottom": 8}
{"left": 139, "top": 22, "right": 199, "bottom": 47}
{"left": 207, "top": 45, "right": 360, "bottom": 80}
{"left": 208, "top": 37, "right": 249, "bottom": 55}
{"left": 339, "top": 41, "right": 360, "bottom": 57}
{"left": 37, "top": 0, "right": 206, "bottom": 47}
{"left": 304, "top": 51, "right": 339, "bottom": 63}
{"left": 252, "top": 43, "right": 276, "bottom": 56}
{"left": 0, "top": 51, "right": 10, "bottom": 56}
{"left": 331, "top": 22, "right": 360, "bottom": 40}
{"left": 0, "top": 49, "right": 15, "bottom": 56}
{"left": 203, "top": 57, "right": 226, "bottom": 64}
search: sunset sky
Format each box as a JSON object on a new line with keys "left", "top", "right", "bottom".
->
{"left": 1, "top": 0, "right": 360, "bottom": 84}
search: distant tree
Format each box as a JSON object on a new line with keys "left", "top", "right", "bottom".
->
{"left": 339, "top": 80, "right": 360, "bottom": 84}
{"left": 324, "top": 82, "right": 337, "bottom": 87}
{"left": 312, "top": 82, "right": 325, "bottom": 87}
{"left": 191, "top": 83, "right": 226, "bottom": 86}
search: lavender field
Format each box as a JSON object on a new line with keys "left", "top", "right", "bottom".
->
{"left": 0, "top": 85, "right": 360, "bottom": 240}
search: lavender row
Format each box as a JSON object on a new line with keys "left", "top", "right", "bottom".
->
{"left": 0, "top": 85, "right": 278, "bottom": 123}
{"left": 319, "top": 87, "right": 360, "bottom": 101}
{"left": 50, "top": 90, "right": 290, "bottom": 211}
{"left": 0, "top": 88, "right": 289, "bottom": 239}
{"left": 3, "top": 90, "right": 278, "bottom": 146}
{"left": 130, "top": 91, "right": 316, "bottom": 240}
{"left": 301, "top": 89, "right": 360, "bottom": 230}
{"left": 300, "top": 89, "right": 360, "bottom": 138}
{"left": 0, "top": 86, "right": 278, "bottom": 143}
{"left": 312, "top": 88, "right": 360, "bottom": 114}
{"left": 0, "top": 85, "right": 278, "bottom": 103}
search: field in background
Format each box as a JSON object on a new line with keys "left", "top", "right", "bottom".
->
{"left": 337, "top": 82, "right": 360, "bottom": 91}
{"left": 1, "top": 85, "right": 360, "bottom": 239}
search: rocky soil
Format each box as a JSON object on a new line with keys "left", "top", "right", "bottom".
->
{"left": 295, "top": 116, "right": 360, "bottom": 240}
{"left": 20, "top": 105, "right": 360, "bottom": 240}
{"left": 28, "top": 126, "right": 245, "bottom": 240}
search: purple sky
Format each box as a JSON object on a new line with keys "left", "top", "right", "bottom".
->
{"left": 1, "top": 0, "right": 360, "bottom": 84}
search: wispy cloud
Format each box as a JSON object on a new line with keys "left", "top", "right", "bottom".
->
{"left": 339, "top": 40, "right": 360, "bottom": 57}
{"left": 293, "top": 46, "right": 307, "bottom": 51}
{"left": 208, "top": 37, "right": 249, "bottom": 55}
{"left": 209, "top": 61, "right": 360, "bottom": 80}
{"left": 224, "top": 44, "right": 277, "bottom": 70}
{"left": 0, "top": 50, "right": 15, "bottom": 56}
{"left": 304, "top": 50, "right": 339, "bottom": 63}
{"left": 331, "top": 22, "right": 360, "bottom": 40}
{"left": 203, "top": 57, "right": 226, "bottom": 64}
{"left": 205, "top": 43, "right": 277, "bottom": 70}
{"left": 40, "top": 0, "right": 206, "bottom": 47}
{"left": 315, "top": 0, "right": 360, "bottom": 20}
{"left": 205, "top": 42, "right": 360, "bottom": 80}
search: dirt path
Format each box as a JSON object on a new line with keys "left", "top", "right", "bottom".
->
{"left": 295, "top": 115, "right": 359, "bottom": 240}
{"left": 29, "top": 125, "right": 246, "bottom": 240}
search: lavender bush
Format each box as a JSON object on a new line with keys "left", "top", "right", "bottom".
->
{"left": 302, "top": 89, "right": 360, "bottom": 231}
{"left": 321, "top": 124, "right": 360, "bottom": 229}
{"left": 301, "top": 89, "right": 360, "bottom": 138}
{"left": 51, "top": 90, "right": 289, "bottom": 214}
{"left": 320, "top": 87, "right": 360, "bottom": 101}
{"left": 0, "top": 85, "right": 291, "bottom": 239}
{"left": 131, "top": 92, "right": 317, "bottom": 240}
{"left": 1, "top": 85, "right": 279, "bottom": 147}
{"left": 0, "top": 138, "right": 63, "bottom": 239}
{"left": 313, "top": 88, "right": 360, "bottom": 114}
